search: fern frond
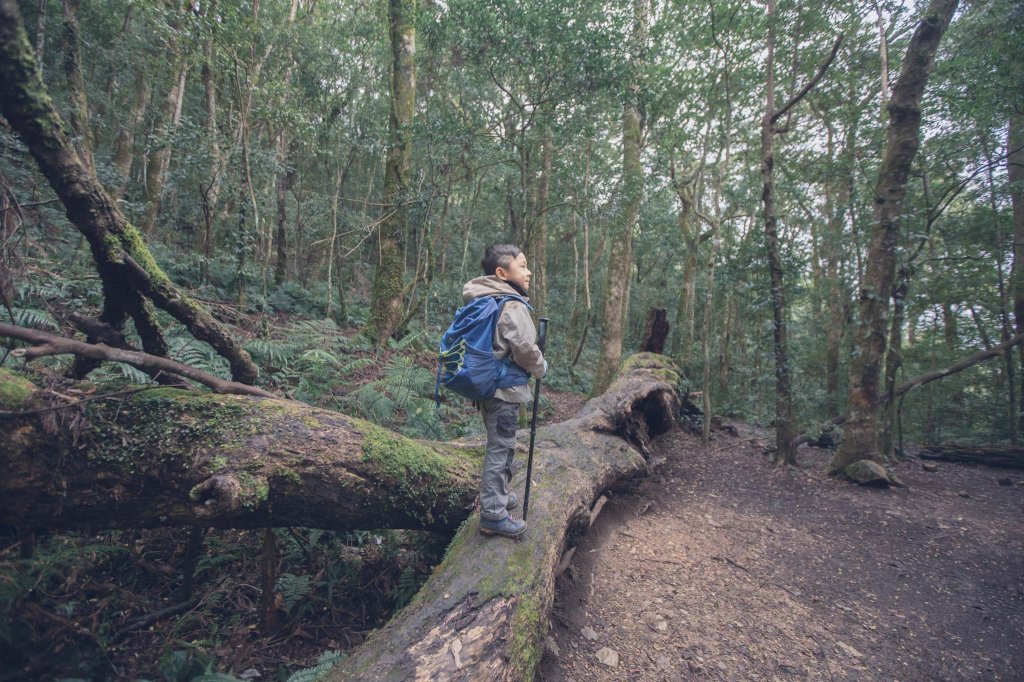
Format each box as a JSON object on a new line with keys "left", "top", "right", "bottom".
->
{"left": 6, "top": 307, "right": 58, "bottom": 330}
{"left": 286, "top": 650, "right": 343, "bottom": 682}
{"left": 276, "top": 573, "right": 313, "bottom": 613}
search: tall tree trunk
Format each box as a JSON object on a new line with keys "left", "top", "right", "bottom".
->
{"left": 111, "top": 70, "right": 149, "bottom": 198}
{"left": 368, "top": 0, "right": 415, "bottom": 346}
{"left": 592, "top": 0, "right": 647, "bottom": 396}
{"left": 273, "top": 0, "right": 300, "bottom": 286}
{"left": 274, "top": 129, "right": 290, "bottom": 286}
{"left": 531, "top": 123, "right": 552, "bottom": 317}
{"left": 200, "top": 5, "right": 223, "bottom": 272}
{"left": 880, "top": 268, "right": 909, "bottom": 459}
{"left": 61, "top": 0, "right": 93, "bottom": 172}
{"left": 669, "top": 154, "right": 700, "bottom": 365}
{"left": 991, "top": 134, "right": 1018, "bottom": 444}
{"left": 142, "top": 63, "right": 188, "bottom": 234}
{"left": 760, "top": 0, "right": 797, "bottom": 465}
{"left": 1009, "top": 113, "right": 1024, "bottom": 434}
{"left": 831, "top": 0, "right": 959, "bottom": 474}
{"left": 870, "top": 0, "right": 890, "bottom": 119}
{"left": 34, "top": 0, "right": 46, "bottom": 66}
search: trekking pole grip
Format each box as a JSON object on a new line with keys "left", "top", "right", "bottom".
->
{"left": 538, "top": 317, "right": 549, "bottom": 353}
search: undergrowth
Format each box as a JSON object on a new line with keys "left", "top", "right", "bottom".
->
{"left": 0, "top": 243, "right": 572, "bottom": 679}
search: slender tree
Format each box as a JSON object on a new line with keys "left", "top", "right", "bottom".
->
{"left": 592, "top": 0, "right": 647, "bottom": 396}
{"left": 1010, "top": 113, "right": 1024, "bottom": 432}
{"left": 368, "top": 0, "right": 415, "bottom": 346}
{"left": 831, "top": 0, "right": 959, "bottom": 474}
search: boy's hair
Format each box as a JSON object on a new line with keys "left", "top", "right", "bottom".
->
{"left": 481, "top": 244, "right": 522, "bottom": 276}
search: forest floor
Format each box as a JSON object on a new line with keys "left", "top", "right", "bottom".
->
{"left": 537, "top": 420, "right": 1024, "bottom": 681}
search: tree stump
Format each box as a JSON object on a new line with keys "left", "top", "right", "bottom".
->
{"left": 640, "top": 308, "right": 670, "bottom": 354}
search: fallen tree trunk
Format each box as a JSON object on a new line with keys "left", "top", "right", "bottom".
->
{"left": 918, "top": 445, "right": 1024, "bottom": 469}
{"left": 328, "top": 353, "right": 681, "bottom": 680}
{"left": 0, "top": 368, "right": 478, "bottom": 534}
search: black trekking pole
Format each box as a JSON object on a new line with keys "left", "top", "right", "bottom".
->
{"left": 522, "top": 317, "right": 549, "bottom": 521}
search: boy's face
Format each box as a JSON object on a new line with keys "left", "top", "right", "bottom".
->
{"left": 496, "top": 252, "right": 531, "bottom": 292}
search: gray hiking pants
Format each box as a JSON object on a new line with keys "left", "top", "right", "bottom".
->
{"left": 479, "top": 398, "right": 519, "bottom": 521}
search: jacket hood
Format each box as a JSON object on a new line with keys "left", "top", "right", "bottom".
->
{"left": 462, "top": 275, "right": 529, "bottom": 304}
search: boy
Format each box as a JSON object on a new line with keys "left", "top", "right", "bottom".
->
{"left": 463, "top": 244, "right": 547, "bottom": 538}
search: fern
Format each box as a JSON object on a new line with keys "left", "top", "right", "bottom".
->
{"left": 276, "top": 573, "right": 312, "bottom": 614}
{"left": 298, "top": 348, "right": 342, "bottom": 367}
{"left": 387, "top": 330, "right": 424, "bottom": 352}
{"left": 286, "top": 650, "right": 343, "bottom": 682}
{"left": 169, "top": 337, "right": 230, "bottom": 378}
{"left": 392, "top": 566, "right": 420, "bottom": 609}
{"left": 5, "top": 307, "right": 58, "bottom": 330}
{"left": 244, "top": 338, "right": 295, "bottom": 368}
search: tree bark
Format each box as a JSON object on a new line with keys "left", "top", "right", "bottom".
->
{"left": 831, "top": 0, "right": 959, "bottom": 474}
{"left": 0, "top": 0, "right": 260, "bottom": 384}
{"left": 760, "top": 11, "right": 842, "bottom": 466}
{"left": 368, "top": 0, "right": 415, "bottom": 346}
{"left": 592, "top": 0, "right": 647, "bottom": 396}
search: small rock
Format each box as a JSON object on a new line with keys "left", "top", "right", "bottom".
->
{"left": 836, "top": 641, "right": 864, "bottom": 658}
{"left": 655, "top": 654, "right": 672, "bottom": 669}
{"left": 581, "top": 626, "right": 599, "bottom": 641}
{"left": 998, "top": 477, "right": 1013, "bottom": 486}
{"left": 922, "top": 462, "right": 939, "bottom": 472}
{"left": 596, "top": 647, "right": 619, "bottom": 667}
{"left": 844, "top": 459, "right": 891, "bottom": 487}
{"left": 656, "top": 620, "right": 668, "bottom": 632}
{"left": 957, "top": 491, "right": 971, "bottom": 499}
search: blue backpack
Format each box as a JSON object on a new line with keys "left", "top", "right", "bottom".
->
{"left": 435, "top": 295, "right": 531, "bottom": 403}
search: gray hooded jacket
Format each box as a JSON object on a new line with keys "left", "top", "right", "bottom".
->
{"left": 461, "top": 276, "right": 545, "bottom": 404}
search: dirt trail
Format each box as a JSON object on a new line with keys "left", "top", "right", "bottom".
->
{"left": 538, "top": 425, "right": 1024, "bottom": 681}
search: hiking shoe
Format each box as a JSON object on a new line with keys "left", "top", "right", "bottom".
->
{"left": 480, "top": 514, "right": 527, "bottom": 538}
{"left": 507, "top": 492, "right": 519, "bottom": 511}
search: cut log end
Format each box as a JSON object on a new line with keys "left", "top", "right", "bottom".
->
{"left": 189, "top": 474, "right": 246, "bottom": 518}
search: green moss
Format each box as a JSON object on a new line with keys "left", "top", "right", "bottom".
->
{"left": 0, "top": 369, "right": 35, "bottom": 409}
{"left": 508, "top": 592, "right": 544, "bottom": 679}
{"left": 360, "top": 421, "right": 452, "bottom": 478}
{"left": 277, "top": 467, "right": 302, "bottom": 485}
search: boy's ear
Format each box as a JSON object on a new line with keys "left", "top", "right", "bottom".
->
{"left": 494, "top": 266, "right": 508, "bottom": 281}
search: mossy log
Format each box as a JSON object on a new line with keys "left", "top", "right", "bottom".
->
{"left": 0, "top": 369, "right": 478, "bottom": 534}
{"left": 328, "top": 353, "right": 681, "bottom": 681}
